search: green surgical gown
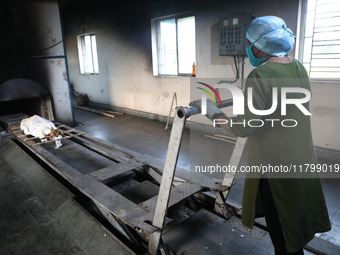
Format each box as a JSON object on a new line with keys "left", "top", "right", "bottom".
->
{"left": 230, "top": 59, "right": 331, "bottom": 252}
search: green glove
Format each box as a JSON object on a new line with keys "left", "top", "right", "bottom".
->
{"left": 189, "top": 99, "right": 225, "bottom": 122}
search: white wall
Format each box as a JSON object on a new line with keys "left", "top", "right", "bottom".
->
{"left": 310, "top": 82, "right": 340, "bottom": 151}
{"left": 64, "top": 0, "right": 298, "bottom": 116}
{"left": 63, "top": 0, "right": 340, "bottom": 151}
{"left": 65, "top": 17, "right": 189, "bottom": 116}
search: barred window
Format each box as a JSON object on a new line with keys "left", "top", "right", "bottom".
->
{"left": 302, "top": 0, "right": 340, "bottom": 79}
{"left": 151, "top": 15, "right": 196, "bottom": 76}
{"left": 77, "top": 34, "right": 99, "bottom": 74}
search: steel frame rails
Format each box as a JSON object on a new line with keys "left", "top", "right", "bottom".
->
{"left": 147, "top": 105, "right": 246, "bottom": 254}
{"left": 10, "top": 110, "right": 242, "bottom": 255}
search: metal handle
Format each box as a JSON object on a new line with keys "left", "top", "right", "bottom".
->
{"left": 176, "top": 98, "right": 233, "bottom": 118}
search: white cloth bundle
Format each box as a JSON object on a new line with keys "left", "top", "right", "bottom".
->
{"left": 20, "top": 115, "right": 62, "bottom": 149}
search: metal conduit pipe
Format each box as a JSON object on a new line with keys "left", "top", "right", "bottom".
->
{"left": 176, "top": 98, "right": 233, "bottom": 118}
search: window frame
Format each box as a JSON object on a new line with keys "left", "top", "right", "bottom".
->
{"left": 299, "top": 0, "right": 340, "bottom": 83}
{"left": 77, "top": 33, "right": 99, "bottom": 75}
{"left": 151, "top": 13, "right": 196, "bottom": 77}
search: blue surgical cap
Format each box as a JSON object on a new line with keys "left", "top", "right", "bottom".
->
{"left": 246, "top": 16, "right": 295, "bottom": 57}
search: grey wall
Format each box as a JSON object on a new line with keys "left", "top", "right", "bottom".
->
{"left": 1, "top": 0, "right": 74, "bottom": 124}
{"left": 62, "top": 0, "right": 340, "bottom": 152}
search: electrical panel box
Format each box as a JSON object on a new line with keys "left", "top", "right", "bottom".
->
{"left": 219, "top": 14, "right": 253, "bottom": 56}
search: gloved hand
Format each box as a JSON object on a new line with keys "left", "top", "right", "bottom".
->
{"left": 189, "top": 99, "right": 225, "bottom": 122}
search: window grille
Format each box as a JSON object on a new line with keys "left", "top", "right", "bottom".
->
{"left": 77, "top": 34, "right": 99, "bottom": 74}
{"left": 302, "top": 0, "right": 340, "bottom": 79}
{"left": 152, "top": 15, "right": 196, "bottom": 76}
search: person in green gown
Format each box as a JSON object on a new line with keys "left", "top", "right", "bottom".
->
{"left": 191, "top": 16, "right": 331, "bottom": 255}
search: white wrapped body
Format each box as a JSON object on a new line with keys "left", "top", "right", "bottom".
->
{"left": 20, "top": 115, "right": 62, "bottom": 149}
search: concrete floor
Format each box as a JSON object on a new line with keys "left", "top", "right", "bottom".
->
{"left": 0, "top": 138, "right": 135, "bottom": 255}
{"left": 0, "top": 107, "right": 339, "bottom": 254}
{"left": 73, "top": 107, "right": 340, "bottom": 254}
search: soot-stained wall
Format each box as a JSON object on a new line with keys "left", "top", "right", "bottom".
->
{"left": 0, "top": 0, "right": 74, "bottom": 124}
{"left": 61, "top": 0, "right": 340, "bottom": 152}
